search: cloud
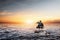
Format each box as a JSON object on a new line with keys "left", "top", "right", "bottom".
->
{"left": 0, "top": 0, "right": 44, "bottom": 11}
{"left": 0, "top": 0, "right": 60, "bottom": 17}
{"left": 0, "top": 21, "right": 21, "bottom": 24}
{"left": 45, "top": 19, "right": 60, "bottom": 24}
{"left": 0, "top": 0, "right": 23, "bottom": 10}
{"left": 0, "top": 11, "right": 15, "bottom": 16}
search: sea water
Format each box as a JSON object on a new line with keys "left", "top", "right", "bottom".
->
{"left": 0, "top": 24, "right": 60, "bottom": 40}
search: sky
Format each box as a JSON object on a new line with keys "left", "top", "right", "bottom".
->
{"left": 0, "top": 0, "right": 60, "bottom": 25}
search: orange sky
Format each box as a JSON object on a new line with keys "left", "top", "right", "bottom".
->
{"left": 0, "top": 12, "right": 60, "bottom": 24}
{"left": 0, "top": 9, "right": 60, "bottom": 26}
{"left": 0, "top": 11, "right": 60, "bottom": 29}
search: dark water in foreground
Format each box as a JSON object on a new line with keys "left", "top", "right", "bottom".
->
{"left": 0, "top": 24, "right": 60, "bottom": 40}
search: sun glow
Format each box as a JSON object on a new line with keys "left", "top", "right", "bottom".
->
{"left": 26, "top": 20, "right": 33, "bottom": 24}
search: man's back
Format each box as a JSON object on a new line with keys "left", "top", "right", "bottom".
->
{"left": 36, "top": 20, "right": 44, "bottom": 29}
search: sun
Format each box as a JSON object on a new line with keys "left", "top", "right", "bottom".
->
{"left": 26, "top": 20, "right": 33, "bottom": 24}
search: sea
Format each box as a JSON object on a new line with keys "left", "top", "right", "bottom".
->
{"left": 0, "top": 23, "right": 60, "bottom": 40}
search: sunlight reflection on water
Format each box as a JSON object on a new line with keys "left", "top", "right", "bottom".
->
{"left": 0, "top": 24, "right": 60, "bottom": 34}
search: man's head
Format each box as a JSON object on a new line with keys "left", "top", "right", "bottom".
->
{"left": 40, "top": 20, "right": 42, "bottom": 22}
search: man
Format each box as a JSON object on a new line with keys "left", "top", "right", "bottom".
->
{"left": 36, "top": 20, "right": 44, "bottom": 29}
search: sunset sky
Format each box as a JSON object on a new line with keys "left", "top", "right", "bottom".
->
{"left": 0, "top": 0, "right": 60, "bottom": 25}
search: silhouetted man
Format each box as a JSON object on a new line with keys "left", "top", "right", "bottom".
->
{"left": 36, "top": 20, "right": 44, "bottom": 29}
